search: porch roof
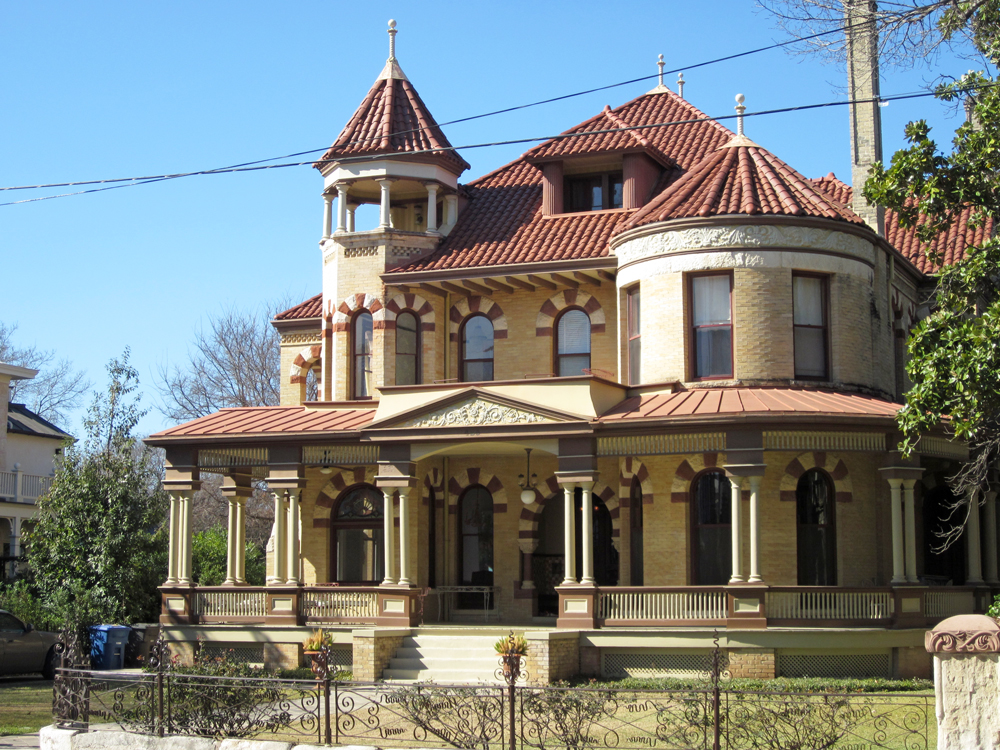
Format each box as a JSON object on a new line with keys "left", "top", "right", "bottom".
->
{"left": 147, "top": 405, "right": 376, "bottom": 442}
{"left": 599, "top": 387, "right": 902, "bottom": 422}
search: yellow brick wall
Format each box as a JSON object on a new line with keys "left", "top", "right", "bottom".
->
{"left": 634, "top": 274, "right": 686, "bottom": 383}
{"left": 732, "top": 267, "right": 794, "bottom": 381}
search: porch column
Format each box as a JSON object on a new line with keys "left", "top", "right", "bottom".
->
{"left": 444, "top": 194, "right": 458, "bottom": 230}
{"left": 377, "top": 178, "right": 393, "bottom": 229}
{"left": 984, "top": 489, "right": 999, "bottom": 585}
{"left": 747, "top": 476, "right": 764, "bottom": 583}
{"left": 579, "top": 481, "right": 596, "bottom": 586}
{"left": 178, "top": 491, "right": 194, "bottom": 585}
{"left": 286, "top": 491, "right": 301, "bottom": 585}
{"left": 728, "top": 477, "right": 744, "bottom": 584}
{"left": 519, "top": 539, "right": 538, "bottom": 590}
{"left": 347, "top": 204, "right": 357, "bottom": 233}
{"left": 336, "top": 182, "right": 349, "bottom": 233}
{"left": 903, "top": 479, "right": 919, "bottom": 583}
{"left": 166, "top": 494, "right": 180, "bottom": 584}
{"left": 8, "top": 516, "right": 19, "bottom": 580}
{"left": 382, "top": 490, "right": 398, "bottom": 585}
{"left": 887, "top": 479, "right": 905, "bottom": 584}
{"left": 560, "top": 483, "right": 577, "bottom": 585}
{"left": 398, "top": 488, "right": 412, "bottom": 586}
{"left": 967, "top": 489, "right": 984, "bottom": 585}
{"left": 267, "top": 491, "right": 288, "bottom": 585}
{"left": 424, "top": 182, "right": 439, "bottom": 234}
{"left": 235, "top": 498, "right": 247, "bottom": 584}
{"left": 322, "top": 193, "right": 333, "bottom": 238}
{"left": 224, "top": 497, "right": 239, "bottom": 585}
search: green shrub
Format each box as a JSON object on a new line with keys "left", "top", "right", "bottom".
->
{"left": 568, "top": 675, "right": 933, "bottom": 693}
{"left": 0, "top": 580, "right": 61, "bottom": 632}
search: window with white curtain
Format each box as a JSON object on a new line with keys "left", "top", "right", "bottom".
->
{"left": 461, "top": 314, "right": 494, "bottom": 382}
{"left": 352, "top": 311, "right": 373, "bottom": 399}
{"left": 691, "top": 274, "right": 733, "bottom": 379}
{"left": 555, "top": 309, "right": 591, "bottom": 376}
{"left": 793, "top": 274, "right": 829, "bottom": 379}
{"left": 395, "top": 310, "right": 420, "bottom": 385}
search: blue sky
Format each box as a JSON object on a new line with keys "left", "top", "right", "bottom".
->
{"left": 1, "top": 1, "right": 979, "bottom": 438}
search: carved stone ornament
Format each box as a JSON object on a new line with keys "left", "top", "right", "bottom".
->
{"left": 615, "top": 224, "right": 875, "bottom": 265}
{"left": 397, "top": 397, "right": 552, "bottom": 429}
{"left": 925, "top": 614, "right": 1000, "bottom": 654}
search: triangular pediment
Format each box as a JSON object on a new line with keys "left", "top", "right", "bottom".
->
{"left": 366, "top": 388, "right": 588, "bottom": 431}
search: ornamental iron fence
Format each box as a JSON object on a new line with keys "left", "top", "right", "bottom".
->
{"left": 52, "top": 635, "right": 933, "bottom": 750}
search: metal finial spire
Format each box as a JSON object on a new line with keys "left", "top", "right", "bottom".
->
{"left": 388, "top": 19, "right": 397, "bottom": 61}
{"left": 657, "top": 54, "right": 665, "bottom": 87}
{"left": 735, "top": 93, "right": 746, "bottom": 136}
{"left": 677, "top": 73, "right": 685, "bottom": 100}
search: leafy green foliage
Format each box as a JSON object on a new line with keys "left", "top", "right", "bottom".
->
{"left": 24, "top": 350, "right": 168, "bottom": 633}
{"left": 0, "top": 580, "right": 60, "bottom": 631}
{"left": 862, "top": 3, "right": 1000, "bottom": 502}
{"left": 987, "top": 592, "right": 1000, "bottom": 619}
{"left": 190, "top": 525, "right": 265, "bottom": 587}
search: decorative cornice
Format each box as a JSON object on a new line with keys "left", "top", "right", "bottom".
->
{"left": 613, "top": 224, "right": 875, "bottom": 267}
{"left": 396, "top": 397, "right": 553, "bottom": 429}
{"left": 925, "top": 615, "right": 1000, "bottom": 654}
{"left": 280, "top": 333, "right": 322, "bottom": 346}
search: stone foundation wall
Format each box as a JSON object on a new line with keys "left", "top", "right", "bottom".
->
{"left": 726, "top": 649, "right": 776, "bottom": 679}
{"left": 263, "top": 642, "right": 301, "bottom": 671}
{"left": 525, "top": 632, "right": 580, "bottom": 685}
{"left": 352, "top": 629, "right": 408, "bottom": 681}
{"left": 895, "top": 645, "right": 931, "bottom": 679}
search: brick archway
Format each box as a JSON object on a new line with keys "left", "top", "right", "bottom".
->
{"left": 449, "top": 296, "right": 507, "bottom": 342}
{"left": 332, "top": 292, "right": 385, "bottom": 332}
{"left": 312, "top": 466, "right": 380, "bottom": 527}
{"left": 670, "top": 453, "right": 724, "bottom": 503}
{"left": 535, "top": 290, "right": 606, "bottom": 336}
{"left": 447, "top": 468, "right": 508, "bottom": 513}
{"left": 779, "top": 452, "right": 853, "bottom": 502}
{"left": 289, "top": 344, "right": 321, "bottom": 386}
{"left": 385, "top": 293, "right": 435, "bottom": 332}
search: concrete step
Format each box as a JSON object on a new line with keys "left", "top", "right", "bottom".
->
{"left": 381, "top": 668, "right": 504, "bottom": 684}
{"left": 389, "top": 657, "right": 500, "bottom": 670}
{"left": 383, "top": 632, "right": 515, "bottom": 685}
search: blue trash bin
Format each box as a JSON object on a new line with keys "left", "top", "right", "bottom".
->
{"left": 89, "top": 625, "right": 132, "bottom": 670}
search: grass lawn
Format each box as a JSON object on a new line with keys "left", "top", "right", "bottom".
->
{"left": 0, "top": 678, "right": 52, "bottom": 736}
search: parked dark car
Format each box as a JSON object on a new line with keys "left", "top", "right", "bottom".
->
{"left": 0, "top": 610, "right": 59, "bottom": 678}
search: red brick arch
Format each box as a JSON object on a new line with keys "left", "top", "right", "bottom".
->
{"left": 289, "top": 345, "right": 321, "bottom": 386}
{"left": 385, "top": 293, "right": 435, "bottom": 332}
{"left": 312, "top": 466, "right": 379, "bottom": 527}
{"left": 332, "top": 293, "right": 385, "bottom": 332}
{"left": 779, "top": 452, "right": 853, "bottom": 502}
{"left": 449, "top": 296, "right": 508, "bottom": 342}
{"left": 670, "top": 454, "right": 724, "bottom": 503}
{"left": 535, "top": 290, "right": 606, "bottom": 336}
{"left": 619, "top": 457, "right": 653, "bottom": 508}
{"left": 518, "top": 475, "right": 620, "bottom": 545}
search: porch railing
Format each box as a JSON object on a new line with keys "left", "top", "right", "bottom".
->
{"left": 766, "top": 588, "right": 893, "bottom": 622}
{"left": 926, "top": 589, "right": 976, "bottom": 619}
{"left": 194, "top": 589, "right": 267, "bottom": 620}
{"left": 0, "top": 470, "right": 52, "bottom": 503}
{"left": 598, "top": 587, "right": 727, "bottom": 622}
{"left": 301, "top": 588, "right": 379, "bottom": 622}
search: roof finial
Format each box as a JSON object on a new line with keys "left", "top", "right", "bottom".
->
{"left": 657, "top": 54, "right": 665, "bottom": 88}
{"left": 735, "top": 93, "right": 746, "bottom": 136}
{"left": 677, "top": 72, "right": 685, "bottom": 100}
{"left": 388, "top": 19, "right": 397, "bottom": 62}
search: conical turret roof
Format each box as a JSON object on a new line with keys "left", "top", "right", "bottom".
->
{"left": 314, "top": 34, "right": 469, "bottom": 176}
{"left": 621, "top": 135, "right": 865, "bottom": 231}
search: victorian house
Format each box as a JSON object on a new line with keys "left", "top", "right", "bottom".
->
{"left": 148, "top": 22, "right": 993, "bottom": 682}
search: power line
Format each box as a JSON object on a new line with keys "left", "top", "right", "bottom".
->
{"left": 0, "top": 21, "right": 864, "bottom": 198}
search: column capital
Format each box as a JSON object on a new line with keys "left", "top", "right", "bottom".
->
{"left": 879, "top": 466, "right": 924, "bottom": 481}
{"left": 375, "top": 177, "right": 397, "bottom": 185}
{"left": 723, "top": 463, "right": 766, "bottom": 479}
{"left": 555, "top": 471, "right": 598, "bottom": 486}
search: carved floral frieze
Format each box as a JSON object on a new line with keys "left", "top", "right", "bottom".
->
{"left": 397, "top": 398, "right": 552, "bottom": 429}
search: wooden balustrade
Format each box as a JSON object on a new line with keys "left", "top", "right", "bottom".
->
{"left": 194, "top": 588, "right": 268, "bottom": 622}
{"left": 301, "top": 588, "right": 379, "bottom": 623}
{"left": 0, "top": 470, "right": 52, "bottom": 502}
{"left": 598, "top": 587, "right": 727, "bottom": 624}
{"left": 766, "top": 588, "right": 893, "bottom": 623}
{"left": 925, "top": 589, "right": 976, "bottom": 619}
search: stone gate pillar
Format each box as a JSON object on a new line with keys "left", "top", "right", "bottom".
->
{"left": 925, "top": 614, "right": 1000, "bottom": 749}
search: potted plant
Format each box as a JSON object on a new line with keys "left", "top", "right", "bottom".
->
{"left": 494, "top": 632, "right": 528, "bottom": 682}
{"left": 302, "top": 629, "right": 333, "bottom": 679}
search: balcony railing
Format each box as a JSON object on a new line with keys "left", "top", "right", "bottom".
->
{"left": 0, "top": 470, "right": 51, "bottom": 503}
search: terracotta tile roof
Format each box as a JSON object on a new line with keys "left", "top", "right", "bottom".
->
{"left": 399, "top": 91, "right": 733, "bottom": 272}
{"left": 809, "top": 174, "right": 990, "bottom": 274}
{"left": 314, "top": 73, "right": 469, "bottom": 175}
{"left": 600, "top": 387, "right": 901, "bottom": 421}
{"left": 149, "top": 406, "right": 375, "bottom": 439}
{"left": 274, "top": 294, "right": 322, "bottom": 321}
{"left": 623, "top": 137, "right": 865, "bottom": 230}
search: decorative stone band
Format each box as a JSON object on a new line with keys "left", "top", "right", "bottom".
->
{"left": 535, "top": 290, "right": 606, "bottom": 336}
{"left": 779, "top": 451, "right": 853, "bottom": 503}
{"left": 613, "top": 223, "right": 877, "bottom": 267}
{"left": 597, "top": 433, "right": 725, "bottom": 457}
{"left": 384, "top": 293, "right": 435, "bottom": 332}
{"left": 449, "top": 295, "right": 508, "bottom": 342}
{"left": 925, "top": 615, "right": 1000, "bottom": 654}
{"left": 763, "top": 431, "right": 886, "bottom": 452}
{"left": 332, "top": 293, "right": 385, "bottom": 332}
{"left": 280, "top": 332, "right": 322, "bottom": 346}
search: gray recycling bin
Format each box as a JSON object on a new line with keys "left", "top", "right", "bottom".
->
{"left": 89, "top": 625, "right": 131, "bottom": 670}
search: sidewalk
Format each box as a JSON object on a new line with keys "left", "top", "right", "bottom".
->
{"left": 0, "top": 734, "right": 39, "bottom": 750}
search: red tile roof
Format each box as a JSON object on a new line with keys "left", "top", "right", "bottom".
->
{"left": 600, "top": 387, "right": 901, "bottom": 421}
{"left": 809, "top": 174, "right": 989, "bottom": 274}
{"left": 623, "top": 138, "right": 865, "bottom": 230}
{"left": 399, "top": 91, "right": 733, "bottom": 272}
{"left": 274, "top": 294, "right": 322, "bottom": 321}
{"left": 314, "top": 72, "right": 469, "bottom": 175}
{"left": 149, "top": 406, "right": 375, "bottom": 439}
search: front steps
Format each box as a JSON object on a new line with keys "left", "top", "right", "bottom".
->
{"left": 381, "top": 632, "right": 508, "bottom": 683}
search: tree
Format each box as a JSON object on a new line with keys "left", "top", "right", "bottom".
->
{"left": 191, "top": 525, "right": 266, "bottom": 586}
{"left": 25, "top": 350, "right": 168, "bottom": 628}
{"left": 0, "top": 321, "right": 90, "bottom": 426}
{"left": 155, "top": 299, "right": 294, "bottom": 422}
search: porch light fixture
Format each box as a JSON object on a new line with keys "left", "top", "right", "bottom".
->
{"left": 518, "top": 448, "right": 538, "bottom": 505}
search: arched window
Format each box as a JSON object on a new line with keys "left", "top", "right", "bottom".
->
{"left": 352, "top": 311, "right": 373, "bottom": 399}
{"left": 330, "top": 484, "right": 383, "bottom": 583}
{"left": 461, "top": 314, "right": 494, "bottom": 382}
{"left": 691, "top": 470, "right": 731, "bottom": 585}
{"left": 629, "top": 477, "right": 644, "bottom": 585}
{"left": 796, "top": 469, "right": 837, "bottom": 585}
{"left": 459, "top": 485, "right": 494, "bottom": 587}
{"left": 555, "top": 309, "right": 591, "bottom": 376}
{"left": 395, "top": 311, "right": 420, "bottom": 385}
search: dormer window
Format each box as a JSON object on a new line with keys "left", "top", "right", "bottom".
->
{"left": 565, "top": 172, "right": 623, "bottom": 212}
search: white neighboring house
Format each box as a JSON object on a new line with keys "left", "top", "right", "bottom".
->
{"left": 0, "top": 363, "right": 72, "bottom": 580}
